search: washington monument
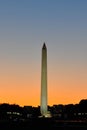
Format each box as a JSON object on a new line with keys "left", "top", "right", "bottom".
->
{"left": 40, "top": 43, "right": 51, "bottom": 117}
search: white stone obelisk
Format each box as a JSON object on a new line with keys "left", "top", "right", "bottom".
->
{"left": 40, "top": 43, "right": 48, "bottom": 117}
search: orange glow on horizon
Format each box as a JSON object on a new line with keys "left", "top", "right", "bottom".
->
{"left": 0, "top": 54, "right": 87, "bottom": 107}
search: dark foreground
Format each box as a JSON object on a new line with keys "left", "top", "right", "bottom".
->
{"left": 0, "top": 118, "right": 87, "bottom": 130}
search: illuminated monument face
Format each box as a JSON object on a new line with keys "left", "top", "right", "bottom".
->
{"left": 40, "top": 43, "right": 51, "bottom": 117}
{"left": 40, "top": 43, "right": 48, "bottom": 117}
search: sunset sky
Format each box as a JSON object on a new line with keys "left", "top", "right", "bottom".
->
{"left": 0, "top": 0, "right": 87, "bottom": 107}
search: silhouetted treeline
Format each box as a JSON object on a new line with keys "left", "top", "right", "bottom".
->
{"left": 0, "top": 99, "right": 87, "bottom": 121}
{"left": 50, "top": 99, "right": 87, "bottom": 120}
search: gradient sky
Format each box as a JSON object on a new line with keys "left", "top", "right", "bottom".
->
{"left": 0, "top": 0, "right": 87, "bottom": 107}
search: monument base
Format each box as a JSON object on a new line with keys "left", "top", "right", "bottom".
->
{"left": 39, "top": 111, "right": 52, "bottom": 118}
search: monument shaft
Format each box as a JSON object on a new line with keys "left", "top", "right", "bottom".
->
{"left": 40, "top": 43, "right": 48, "bottom": 116}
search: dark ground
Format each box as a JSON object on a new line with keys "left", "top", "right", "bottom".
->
{"left": 0, "top": 118, "right": 87, "bottom": 130}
